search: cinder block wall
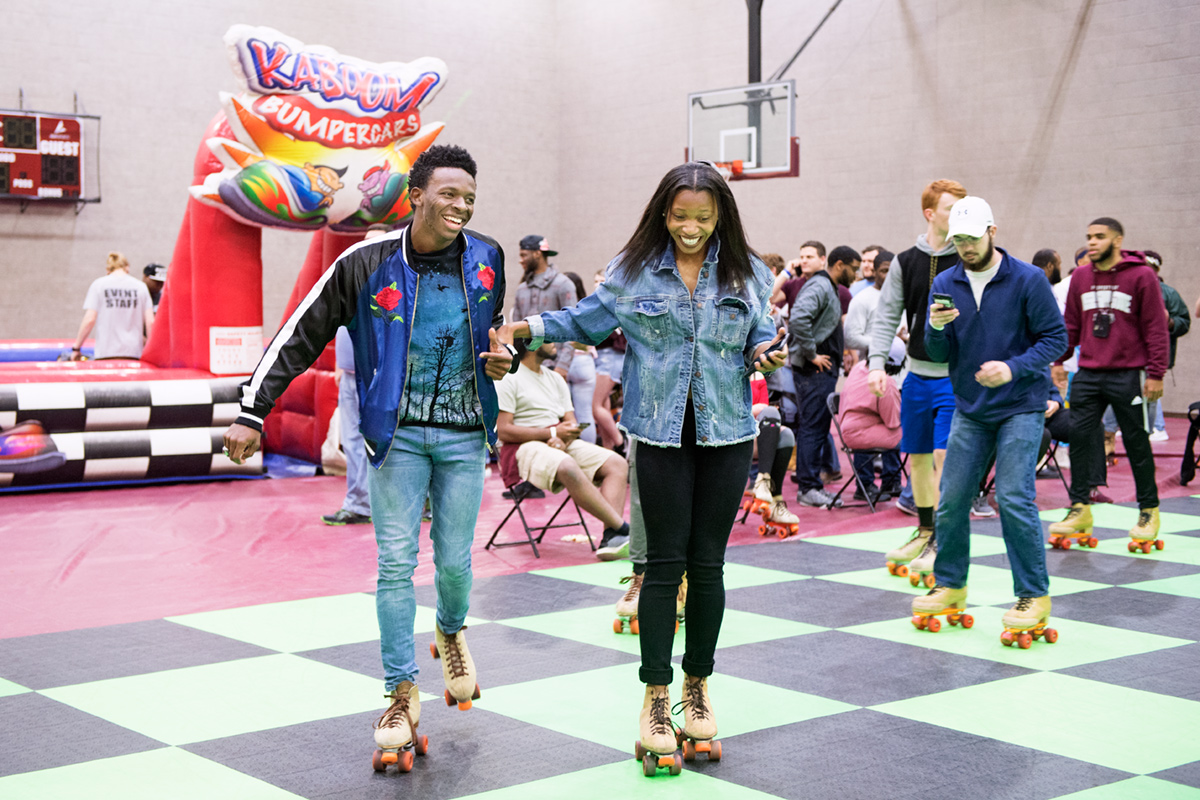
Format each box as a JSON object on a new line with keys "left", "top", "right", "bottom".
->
{"left": 3, "top": 1, "right": 1197, "bottom": 408}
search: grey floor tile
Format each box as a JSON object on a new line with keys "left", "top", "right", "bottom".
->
{"left": 725, "top": 578, "right": 916, "bottom": 628}
{"left": 726, "top": 539, "right": 882, "bottom": 576}
{"left": 1057, "top": 642, "right": 1200, "bottom": 701}
{"left": 1152, "top": 761, "right": 1200, "bottom": 789}
{"left": 413, "top": 572, "right": 620, "bottom": 620}
{"left": 1051, "top": 586, "right": 1200, "bottom": 640}
{"left": 975, "top": 549, "right": 1200, "bottom": 585}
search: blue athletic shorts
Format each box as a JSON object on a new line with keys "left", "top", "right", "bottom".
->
{"left": 899, "top": 373, "right": 955, "bottom": 454}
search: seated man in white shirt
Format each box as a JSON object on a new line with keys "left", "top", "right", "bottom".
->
{"left": 496, "top": 339, "right": 630, "bottom": 559}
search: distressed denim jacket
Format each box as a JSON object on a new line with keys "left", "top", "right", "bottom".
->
{"left": 526, "top": 238, "right": 776, "bottom": 447}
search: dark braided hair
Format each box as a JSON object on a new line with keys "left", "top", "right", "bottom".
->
{"left": 408, "top": 145, "right": 477, "bottom": 191}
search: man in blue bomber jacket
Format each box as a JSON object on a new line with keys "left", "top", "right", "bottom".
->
{"left": 910, "top": 196, "right": 1068, "bottom": 647}
{"left": 223, "top": 145, "right": 514, "bottom": 765}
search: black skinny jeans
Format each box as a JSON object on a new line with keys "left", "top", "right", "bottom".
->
{"left": 1069, "top": 368, "right": 1157, "bottom": 508}
{"left": 635, "top": 401, "right": 754, "bottom": 685}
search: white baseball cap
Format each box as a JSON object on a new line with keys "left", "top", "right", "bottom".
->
{"left": 947, "top": 196, "right": 995, "bottom": 239}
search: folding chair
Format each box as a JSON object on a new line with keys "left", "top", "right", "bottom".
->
{"left": 826, "top": 392, "right": 908, "bottom": 512}
{"left": 485, "top": 442, "right": 595, "bottom": 559}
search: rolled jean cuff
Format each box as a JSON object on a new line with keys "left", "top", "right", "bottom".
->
{"left": 525, "top": 315, "right": 545, "bottom": 349}
{"left": 639, "top": 666, "right": 674, "bottom": 685}
{"left": 680, "top": 656, "right": 714, "bottom": 679}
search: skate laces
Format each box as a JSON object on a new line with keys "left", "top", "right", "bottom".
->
{"left": 620, "top": 573, "right": 643, "bottom": 602}
{"left": 648, "top": 692, "right": 673, "bottom": 735}
{"left": 1137, "top": 511, "right": 1152, "bottom": 527}
{"left": 1013, "top": 597, "right": 1035, "bottom": 612}
{"left": 674, "top": 679, "right": 710, "bottom": 722}
{"left": 376, "top": 690, "right": 412, "bottom": 730}
{"left": 441, "top": 628, "right": 469, "bottom": 679}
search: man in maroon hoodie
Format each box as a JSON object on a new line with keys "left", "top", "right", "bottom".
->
{"left": 1049, "top": 218, "right": 1170, "bottom": 550}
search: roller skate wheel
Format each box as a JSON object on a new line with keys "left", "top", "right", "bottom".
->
{"left": 415, "top": 734, "right": 429, "bottom": 755}
{"left": 1128, "top": 541, "right": 1138, "bottom": 553}
{"left": 961, "top": 614, "right": 974, "bottom": 628}
{"left": 642, "top": 752, "right": 657, "bottom": 777}
{"left": 926, "top": 616, "right": 942, "bottom": 633}
{"left": 1001, "top": 631, "right": 1014, "bottom": 646}
{"left": 1018, "top": 632, "right": 1033, "bottom": 649}
{"left": 1044, "top": 627, "right": 1059, "bottom": 643}
{"left": 897, "top": 564, "right": 909, "bottom": 577}
{"left": 1060, "top": 537, "right": 1072, "bottom": 550}
{"left": 634, "top": 740, "right": 646, "bottom": 761}
{"left": 909, "top": 572, "right": 920, "bottom": 587}
{"left": 709, "top": 739, "right": 722, "bottom": 761}
{"left": 430, "top": 642, "right": 439, "bottom": 659}
{"left": 613, "top": 618, "right": 624, "bottom": 634}
{"left": 923, "top": 573, "right": 936, "bottom": 588}
{"left": 758, "top": 524, "right": 768, "bottom": 536}
{"left": 911, "top": 614, "right": 924, "bottom": 630}
{"left": 372, "top": 750, "right": 389, "bottom": 771}
{"left": 473, "top": 683, "right": 481, "bottom": 700}
{"left": 1047, "top": 536, "right": 1060, "bottom": 549}
{"left": 886, "top": 561, "right": 898, "bottom": 576}
{"left": 670, "top": 752, "right": 683, "bottom": 775}
{"left": 682, "top": 740, "right": 695, "bottom": 761}
{"left": 674, "top": 619, "right": 680, "bottom": 633}
{"left": 398, "top": 749, "right": 415, "bottom": 772}
{"left": 1141, "top": 541, "right": 1152, "bottom": 554}
{"left": 1155, "top": 540, "right": 1165, "bottom": 551}
{"left": 630, "top": 618, "right": 640, "bottom": 635}
{"left": 1088, "top": 537, "right": 1099, "bottom": 548}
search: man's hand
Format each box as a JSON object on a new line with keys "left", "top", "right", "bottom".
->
{"left": 810, "top": 354, "right": 832, "bottom": 372}
{"left": 975, "top": 361, "right": 1013, "bottom": 388}
{"left": 223, "top": 423, "right": 261, "bottom": 464}
{"left": 752, "top": 328, "right": 788, "bottom": 374}
{"left": 557, "top": 422, "right": 581, "bottom": 445}
{"left": 480, "top": 328, "right": 514, "bottom": 380}
{"left": 843, "top": 348, "right": 858, "bottom": 375}
{"left": 1050, "top": 364, "right": 1068, "bottom": 398}
{"left": 1145, "top": 378, "right": 1164, "bottom": 402}
{"left": 929, "top": 302, "right": 959, "bottom": 330}
{"left": 497, "top": 321, "right": 531, "bottom": 345}
{"left": 868, "top": 368, "right": 889, "bottom": 397}
{"left": 1046, "top": 399, "right": 1061, "bottom": 418}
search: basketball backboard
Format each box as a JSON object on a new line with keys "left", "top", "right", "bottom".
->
{"left": 686, "top": 80, "right": 797, "bottom": 180}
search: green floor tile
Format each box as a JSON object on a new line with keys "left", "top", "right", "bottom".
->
{"left": 166, "top": 594, "right": 485, "bottom": 652}
{"left": 1039, "top": 504, "right": 1200, "bottom": 535}
{"left": 532, "top": 560, "right": 806, "bottom": 591}
{"left": 1052, "top": 776, "right": 1200, "bottom": 800}
{"left": 1124, "top": 573, "right": 1200, "bottom": 599}
{"left": 843, "top": 605, "right": 1190, "bottom": 670}
{"left": 476, "top": 662, "right": 854, "bottom": 755}
{"left": 498, "top": 605, "right": 823, "bottom": 658}
{"left": 40, "top": 654, "right": 383, "bottom": 746}
{"left": 0, "top": 677, "right": 29, "bottom": 698}
{"left": 821, "top": 563, "right": 1109, "bottom": 606}
{"left": 0, "top": 747, "right": 302, "bottom": 800}
{"left": 871, "top": 672, "right": 1200, "bottom": 774}
{"left": 458, "top": 759, "right": 783, "bottom": 799}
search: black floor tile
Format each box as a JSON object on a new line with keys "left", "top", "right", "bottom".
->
{"left": 413, "top": 572, "right": 620, "bottom": 621}
{"left": 1051, "top": 587, "right": 1200, "bottom": 640}
{"left": 715, "top": 709, "right": 1131, "bottom": 800}
{"left": 184, "top": 699, "right": 624, "bottom": 800}
{"left": 726, "top": 539, "right": 883, "bottom": 576}
{"left": 725, "top": 578, "right": 917, "bottom": 628}
{"left": 716, "top": 630, "right": 1035, "bottom": 706}
{"left": 0, "top": 693, "right": 165, "bottom": 777}
{"left": 1152, "top": 761, "right": 1200, "bottom": 789}
{"left": 1057, "top": 642, "right": 1200, "bottom": 701}
{"left": 974, "top": 549, "right": 1200, "bottom": 585}
{"left": 0, "top": 619, "right": 275, "bottom": 690}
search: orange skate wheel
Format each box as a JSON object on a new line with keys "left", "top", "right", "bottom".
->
{"left": 1128, "top": 541, "right": 1137, "bottom": 553}
{"left": 630, "top": 618, "right": 640, "bottom": 635}
{"left": 1087, "top": 537, "right": 1099, "bottom": 548}
{"left": 961, "top": 614, "right": 974, "bottom": 629}
{"left": 1155, "top": 540, "right": 1165, "bottom": 551}
{"left": 887, "top": 562, "right": 898, "bottom": 576}
{"left": 923, "top": 574, "right": 935, "bottom": 589}
{"left": 1141, "top": 541, "right": 1152, "bottom": 554}
{"left": 897, "top": 564, "right": 909, "bottom": 577}
{"left": 614, "top": 618, "right": 624, "bottom": 634}
{"left": 1017, "top": 632, "right": 1033, "bottom": 649}
{"left": 674, "top": 620, "right": 680, "bottom": 633}
{"left": 1000, "top": 631, "right": 1014, "bottom": 646}
{"left": 372, "top": 750, "right": 387, "bottom": 771}
{"left": 1044, "top": 628, "right": 1058, "bottom": 643}
{"left": 670, "top": 752, "right": 683, "bottom": 775}
{"left": 1060, "top": 537, "right": 1072, "bottom": 550}
{"left": 926, "top": 616, "right": 942, "bottom": 633}
{"left": 682, "top": 740, "right": 695, "bottom": 761}
{"left": 398, "top": 749, "right": 415, "bottom": 772}
{"left": 911, "top": 614, "right": 925, "bottom": 630}
{"left": 415, "top": 734, "right": 429, "bottom": 755}
{"left": 709, "top": 740, "right": 722, "bottom": 761}
{"left": 430, "top": 643, "right": 439, "bottom": 659}
{"left": 909, "top": 573, "right": 920, "bottom": 587}
{"left": 758, "top": 524, "right": 768, "bottom": 536}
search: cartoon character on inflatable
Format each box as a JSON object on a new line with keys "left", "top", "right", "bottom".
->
{"left": 141, "top": 26, "right": 448, "bottom": 460}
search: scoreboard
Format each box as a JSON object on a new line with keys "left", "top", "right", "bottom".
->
{"left": 0, "top": 111, "right": 83, "bottom": 200}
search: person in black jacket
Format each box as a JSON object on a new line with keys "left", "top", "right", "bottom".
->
{"left": 223, "top": 145, "right": 514, "bottom": 766}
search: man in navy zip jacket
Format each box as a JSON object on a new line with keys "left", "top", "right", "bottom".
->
{"left": 223, "top": 145, "right": 515, "bottom": 763}
{"left": 910, "top": 197, "right": 1067, "bottom": 640}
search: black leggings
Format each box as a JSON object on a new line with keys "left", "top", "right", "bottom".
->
{"left": 635, "top": 401, "right": 754, "bottom": 685}
{"left": 756, "top": 406, "right": 795, "bottom": 495}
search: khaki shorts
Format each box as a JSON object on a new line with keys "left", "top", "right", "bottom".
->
{"left": 516, "top": 439, "right": 616, "bottom": 493}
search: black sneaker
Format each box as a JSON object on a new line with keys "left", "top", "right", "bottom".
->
{"left": 853, "top": 485, "right": 881, "bottom": 503}
{"left": 502, "top": 481, "right": 545, "bottom": 501}
{"left": 322, "top": 509, "right": 372, "bottom": 525}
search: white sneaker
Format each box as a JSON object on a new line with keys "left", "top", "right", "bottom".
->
{"left": 1149, "top": 429, "right": 1169, "bottom": 442}
{"left": 970, "top": 495, "right": 996, "bottom": 518}
{"left": 797, "top": 487, "right": 842, "bottom": 508}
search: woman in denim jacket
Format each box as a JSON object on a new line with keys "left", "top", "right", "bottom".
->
{"left": 501, "top": 162, "right": 786, "bottom": 769}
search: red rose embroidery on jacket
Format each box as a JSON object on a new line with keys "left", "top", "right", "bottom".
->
{"left": 371, "top": 282, "right": 404, "bottom": 323}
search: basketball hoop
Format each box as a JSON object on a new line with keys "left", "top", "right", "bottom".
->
{"left": 712, "top": 160, "right": 744, "bottom": 181}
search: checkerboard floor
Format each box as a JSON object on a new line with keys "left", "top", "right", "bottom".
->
{"left": 4, "top": 499, "right": 1200, "bottom": 800}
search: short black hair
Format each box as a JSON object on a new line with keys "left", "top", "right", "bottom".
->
{"left": 799, "top": 240, "right": 826, "bottom": 258}
{"left": 1089, "top": 217, "right": 1124, "bottom": 237}
{"left": 828, "top": 245, "right": 861, "bottom": 267}
{"left": 1031, "top": 249, "right": 1059, "bottom": 270}
{"left": 874, "top": 249, "right": 895, "bottom": 265}
{"left": 408, "top": 144, "right": 477, "bottom": 192}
